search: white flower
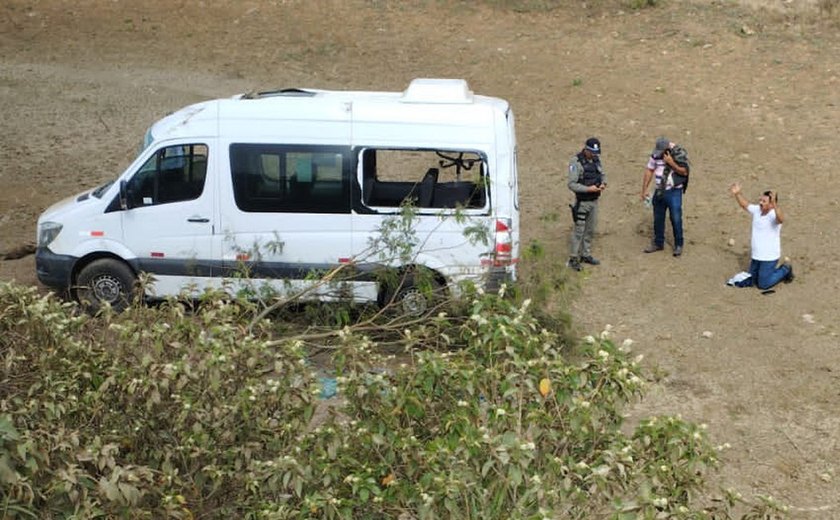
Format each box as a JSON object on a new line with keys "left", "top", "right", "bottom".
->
{"left": 495, "top": 408, "right": 507, "bottom": 416}
{"left": 621, "top": 338, "right": 634, "bottom": 350}
{"left": 520, "top": 442, "right": 536, "bottom": 451}
{"left": 653, "top": 497, "right": 668, "bottom": 508}
{"left": 593, "top": 465, "right": 610, "bottom": 477}
{"left": 457, "top": 400, "right": 469, "bottom": 407}
{"left": 597, "top": 349, "right": 610, "bottom": 359}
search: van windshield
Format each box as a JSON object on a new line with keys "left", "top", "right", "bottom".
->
{"left": 141, "top": 127, "right": 154, "bottom": 152}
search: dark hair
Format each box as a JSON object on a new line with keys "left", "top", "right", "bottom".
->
{"left": 763, "top": 190, "right": 778, "bottom": 203}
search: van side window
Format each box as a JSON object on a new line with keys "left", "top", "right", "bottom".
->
{"left": 230, "top": 144, "right": 350, "bottom": 213}
{"left": 360, "top": 149, "right": 487, "bottom": 210}
{"left": 126, "top": 144, "right": 208, "bottom": 207}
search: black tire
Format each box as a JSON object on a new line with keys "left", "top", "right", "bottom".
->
{"left": 76, "top": 259, "right": 136, "bottom": 313}
{"left": 383, "top": 273, "right": 443, "bottom": 318}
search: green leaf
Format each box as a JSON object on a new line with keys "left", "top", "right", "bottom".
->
{"left": 118, "top": 483, "right": 141, "bottom": 505}
{"left": 482, "top": 460, "right": 494, "bottom": 477}
{"left": 0, "top": 415, "right": 19, "bottom": 440}
{"left": 99, "top": 478, "right": 121, "bottom": 502}
{"left": 508, "top": 466, "right": 522, "bottom": 486}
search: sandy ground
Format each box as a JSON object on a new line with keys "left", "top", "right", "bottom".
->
{"left": 1, "top": 0, "right": 839, "bottom": 516}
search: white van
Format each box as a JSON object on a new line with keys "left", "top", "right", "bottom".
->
{"left": 36, "top": 79, "right": 520, "bottom": 313}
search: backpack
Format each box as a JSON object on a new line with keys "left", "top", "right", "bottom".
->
{"left": 666, "top": 145, "right": 691, "bottom": 193}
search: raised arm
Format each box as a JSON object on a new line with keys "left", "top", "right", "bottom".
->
{"left": 730, "top": 182, "right": 749, "bottom": 211}
{"left": 663, "top": 150, "right": 688, "bottom": 176}
{"left": 769, "top": 191, "right": 784, "bottom": 224}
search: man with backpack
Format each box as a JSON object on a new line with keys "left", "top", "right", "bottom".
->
{"left": 640, "top": 137, "right": 691, "bottom": 256}
{"left": 566, "top": 137, "right": 607, "bottom": 271}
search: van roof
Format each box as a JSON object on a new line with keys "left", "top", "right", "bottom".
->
{"left": 148, "top": 79, "right": 510, "bottom": 144}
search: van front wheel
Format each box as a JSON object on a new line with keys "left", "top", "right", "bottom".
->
{"left": 76, "top": 259, "right": 136, "bottom": 313}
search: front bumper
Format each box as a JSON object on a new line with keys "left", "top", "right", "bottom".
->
{"left": 35, "top": 247, "right": 77, "bottom": 292}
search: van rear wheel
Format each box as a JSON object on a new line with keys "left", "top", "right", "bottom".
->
{"left": 383, "top": 273, "right": 443, "bottom": 318}
{"left": 76, "top": 259, "right": 136, "bottom": 313}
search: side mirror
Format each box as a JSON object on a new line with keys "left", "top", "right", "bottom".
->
{"left": 119, "top": 180, "right": 130, "bottom": 210}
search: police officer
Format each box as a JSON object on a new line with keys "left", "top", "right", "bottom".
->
{"left": 567, "top": 137, "right": 606, "bottom": 271}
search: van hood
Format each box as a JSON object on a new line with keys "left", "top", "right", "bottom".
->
{"left": 38, "top": 189, "right": 98, "bottom": 223}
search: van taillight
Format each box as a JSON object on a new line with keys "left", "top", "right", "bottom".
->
{"left": 493, "top": 218, "right": 513, "bottom": 267}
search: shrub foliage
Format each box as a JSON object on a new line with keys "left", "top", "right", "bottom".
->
{"left": 0, "top": 282, "right": 785, "bottom": 518}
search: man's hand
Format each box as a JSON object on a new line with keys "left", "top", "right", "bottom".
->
{"left": 768, "top": 191, "right": 776, "bottom": 206}
{"left": 731, "top": 182, "right": 749, "bottom": 210}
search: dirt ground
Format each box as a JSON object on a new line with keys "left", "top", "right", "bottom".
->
{"left": 1, "top": 0, "right": 839, "bottom": 516}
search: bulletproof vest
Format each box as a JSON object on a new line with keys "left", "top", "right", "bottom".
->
{"left": 575, "top": 152, "right": 603, "bottom": 201}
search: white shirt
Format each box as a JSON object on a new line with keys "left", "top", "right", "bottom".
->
{"left": 748, "top": 204, "right": 782, "bottom": 261}
{"left": 646, "top": 155, "right": 673, "bottom": 189}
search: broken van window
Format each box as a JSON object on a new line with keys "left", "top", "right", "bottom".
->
{"left": 360, "top": 149, "right": 487, "bottom": 210}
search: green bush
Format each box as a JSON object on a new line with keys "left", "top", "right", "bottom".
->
{"left": 0, "top": 282, "right": 786, "bottom": 518}
{"left": 0, "top": 283, "right": 318, "bottom": 517}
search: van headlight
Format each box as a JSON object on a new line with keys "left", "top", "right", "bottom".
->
{"left": 38, "top": 222, "right": 63, "bottom": 247}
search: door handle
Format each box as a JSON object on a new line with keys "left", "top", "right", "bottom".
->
{"left": 187, "top": 217, "right": 210, "bottom": 223}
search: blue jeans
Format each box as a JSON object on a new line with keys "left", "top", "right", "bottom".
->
{"left": 748, "top": 259, "right": 792, "bottom": 290}
{"left": 652, "top": 188, "right": 683, "bottom": 248}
